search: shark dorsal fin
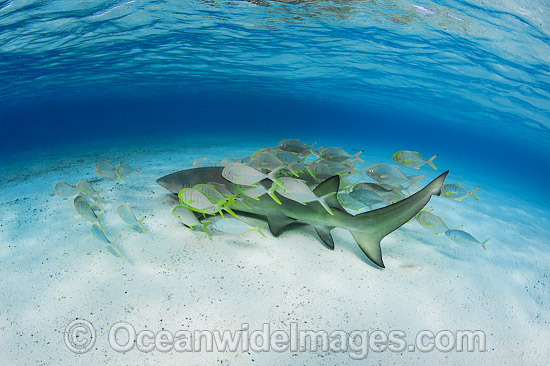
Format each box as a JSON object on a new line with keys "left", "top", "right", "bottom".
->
{"left": 313, "top": 175, "right": 344, "bottom": 211}
{"left": 313, "top": 175, "right": 339, "bottom": 196}
{"left": 313, "top": 226, "right": 335, "bottom": 250}
{"left": 266, "top": 213, "right": 296, "bottom": 237}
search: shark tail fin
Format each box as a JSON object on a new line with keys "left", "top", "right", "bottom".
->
{"left": 470, "top": 186, "right": 480, "bottom": 201}
{"left": 351, "top": 171, "right": 449, "bottom": 268}
{"left": 482, "top": 237, "right": 490, "bottom": 250}
{"left": 427, "top": 155, "right": 438, "bottom": 170}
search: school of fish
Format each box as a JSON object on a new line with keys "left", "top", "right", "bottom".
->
{"left": 178, "top": 139, "right": 489, "bottom": 253}
{"left": 53, "top": 161, "right": 144, "bottom": 257}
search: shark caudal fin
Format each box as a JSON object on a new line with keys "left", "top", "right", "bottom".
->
{"left": 351, "top": 171, "right": 449, "bottom": 268}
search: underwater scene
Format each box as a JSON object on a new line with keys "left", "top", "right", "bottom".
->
{"left": 0, "top": 0, "right": 549, "bottom": 365}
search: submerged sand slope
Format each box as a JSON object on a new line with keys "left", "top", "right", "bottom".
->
{"left": 0, "top": 140, "right": 548, "bottom": 365}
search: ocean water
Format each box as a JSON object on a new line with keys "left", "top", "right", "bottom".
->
{"left": 0, "top": 0, "right": 549, "bottom": 365}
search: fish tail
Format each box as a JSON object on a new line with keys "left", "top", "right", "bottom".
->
{"left": 135, "top": 165, "right": 141, "bottom": 176}
{"left": 482, "top": 237, "right": 490, "bottom": 250}
{"left": 256, "top": 223, "right": 267, "bottom": 238}
{"left": 202, "top": 222, "right": 212, "bottom": 238}
{"left": 114, "top": 163, "right": 123, "bottom": 180}
{"left": 410, "top": 174, "right": 426, "bottom": 190}
{"left": 353, "top": 150, "right": 365, "bottom": 163}
{"left": 470, "top": 186, "right": 480, "bottom": 201}
{"left": 224, "top": 207, "right": 239, "bottom": 218}
{"left": 268, "top": 166, "right": 284, "bottom": 188}
{"left": 427, "top": 154, "right": 438, "bottom": 170}
{"left": 311, "top": 145, "right": 324, "bottom": 158}
{"left": 319, "top": 193, "right": 335, "bottom": 215}
{"left": 267, "top": 184, "right": 282, "bottom": 205}
{"left": 107, "top": 243, "right": 125, "bottom": 258}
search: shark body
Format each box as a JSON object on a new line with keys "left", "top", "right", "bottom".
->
{"left": 157, "top": 167, "right": 449, "bottom": 268}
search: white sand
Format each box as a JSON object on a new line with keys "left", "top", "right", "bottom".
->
{"left": 0, "top": 138, "right": 548, "bottom": 365}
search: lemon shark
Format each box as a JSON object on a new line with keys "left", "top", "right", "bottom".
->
{"left": 157, "top": 167, "right": 449, "bottom": 268}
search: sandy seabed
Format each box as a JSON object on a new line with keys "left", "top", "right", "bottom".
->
{"left": 0, "top": 138, "right": 548, "bottom": 365}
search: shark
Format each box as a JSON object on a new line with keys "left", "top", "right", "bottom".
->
{"left": 157, "top": 167, "right": 449, "bottom": 268}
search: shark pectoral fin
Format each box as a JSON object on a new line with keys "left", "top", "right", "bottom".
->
{"left": 266, "top": 213, "right": 296, "bottom": 237}
{"left": 313, "top": 226, "right": 334, "bottom": 250}
{"left": 351, "top": 231, "right": 384, "bottom": 268}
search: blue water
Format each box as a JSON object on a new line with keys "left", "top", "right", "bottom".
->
{"left": 0, "top": 0, "right": 548, "bottom": 202}
{"left": 0, "top": 1, "right": 548, "bottom": 192}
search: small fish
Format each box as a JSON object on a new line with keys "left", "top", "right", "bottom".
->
{"left": 276, "top": 151, "right": 302, "bottom": 165}
{"left": 392, "top": 151, "right": 438, "bottom": 170}
{"left": 250, "top": 152, "right": 284, "bottom": 171}
{"left": 321, "top": 147, "right": 364, "bottom": 163}
{"left": 364, "top": 164, "right": 424, "bottom": 189}
{"left": 445, "top": 229, "right": 490, "bottom": 250}
{"left": 193, "top": 158, "right": 220, "bottom": 168}
{"left": 337, "top": 192, "right": 368, "bottom": 211}
{"left": 193, "top": 184, "right": 233, "bottom": 203}
{"left": 117, "top": 205, "right": 147, "bottom": 233}
{"left": 54, "top": 181, "right": 76, "bottom": 197}
{"left": 211, "top": 218, "right": 267, "bottom": 238}
{"left": 178, "top": 188, "right": 237, "bottom": 218}
{"left": 91, "top": 224, "right": 124, "bottom": 257}
{"left": 276, "top": 177, "right": 335, "bottom": 215}
{"left": 352, "top": 182, "right": 402, "bottom": 198}
{"left": 277, "top": 139, "right": 322, "bottom": 157}
{"left": 415, "top": 210, "right": 449, "bottom": 234}
{"left": 349, "top": 189, "right": 385, "bottom": 208}
{"left": 172, "top": 205, "right": 211, "bottom": 236}
{"left": 307, "top": 162, "right": 336, "bottom": 182}
{"left": 295, "top": 170, "right": 322, "bottom": 187}
{"left": 233, "top": 183, "right": 281, "bottom": 204}
{"left": 318, "top": 159, "right": 359, "bottom": 177}
{"left": 116, "top": 163, "right": 141, "bottom": 181}
{"left": 94, "top": 160, "right": 118, "bottom": 181}
{"left": 206, "top": 181, "right": 236, "bottom": 197}
{"left": 76, "top": 191, "right": 104, "bottom": 213}
{"left": 254, "top": 148, "right": 281, "bottom": 156}
{"left": 236, "top": 157, "right": 251, "bottom": 165}
{"left": 76, "top": 180, "right": 102, "bottom": 201}
{"left": 441, "top": 183, "right": 480, "bottom": 201}
{"left": 74, "top": 195, "right": 104, "bottom": 230}
{"left": 220, "top": 158, "right": 237, "bottom": 166}
{"left": 222, "top": 163, "right": 283, "bottom": 188}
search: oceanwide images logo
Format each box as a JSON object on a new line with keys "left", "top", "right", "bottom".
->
{"left": 64, "top": 320, "right": 487, "bottom": 359}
